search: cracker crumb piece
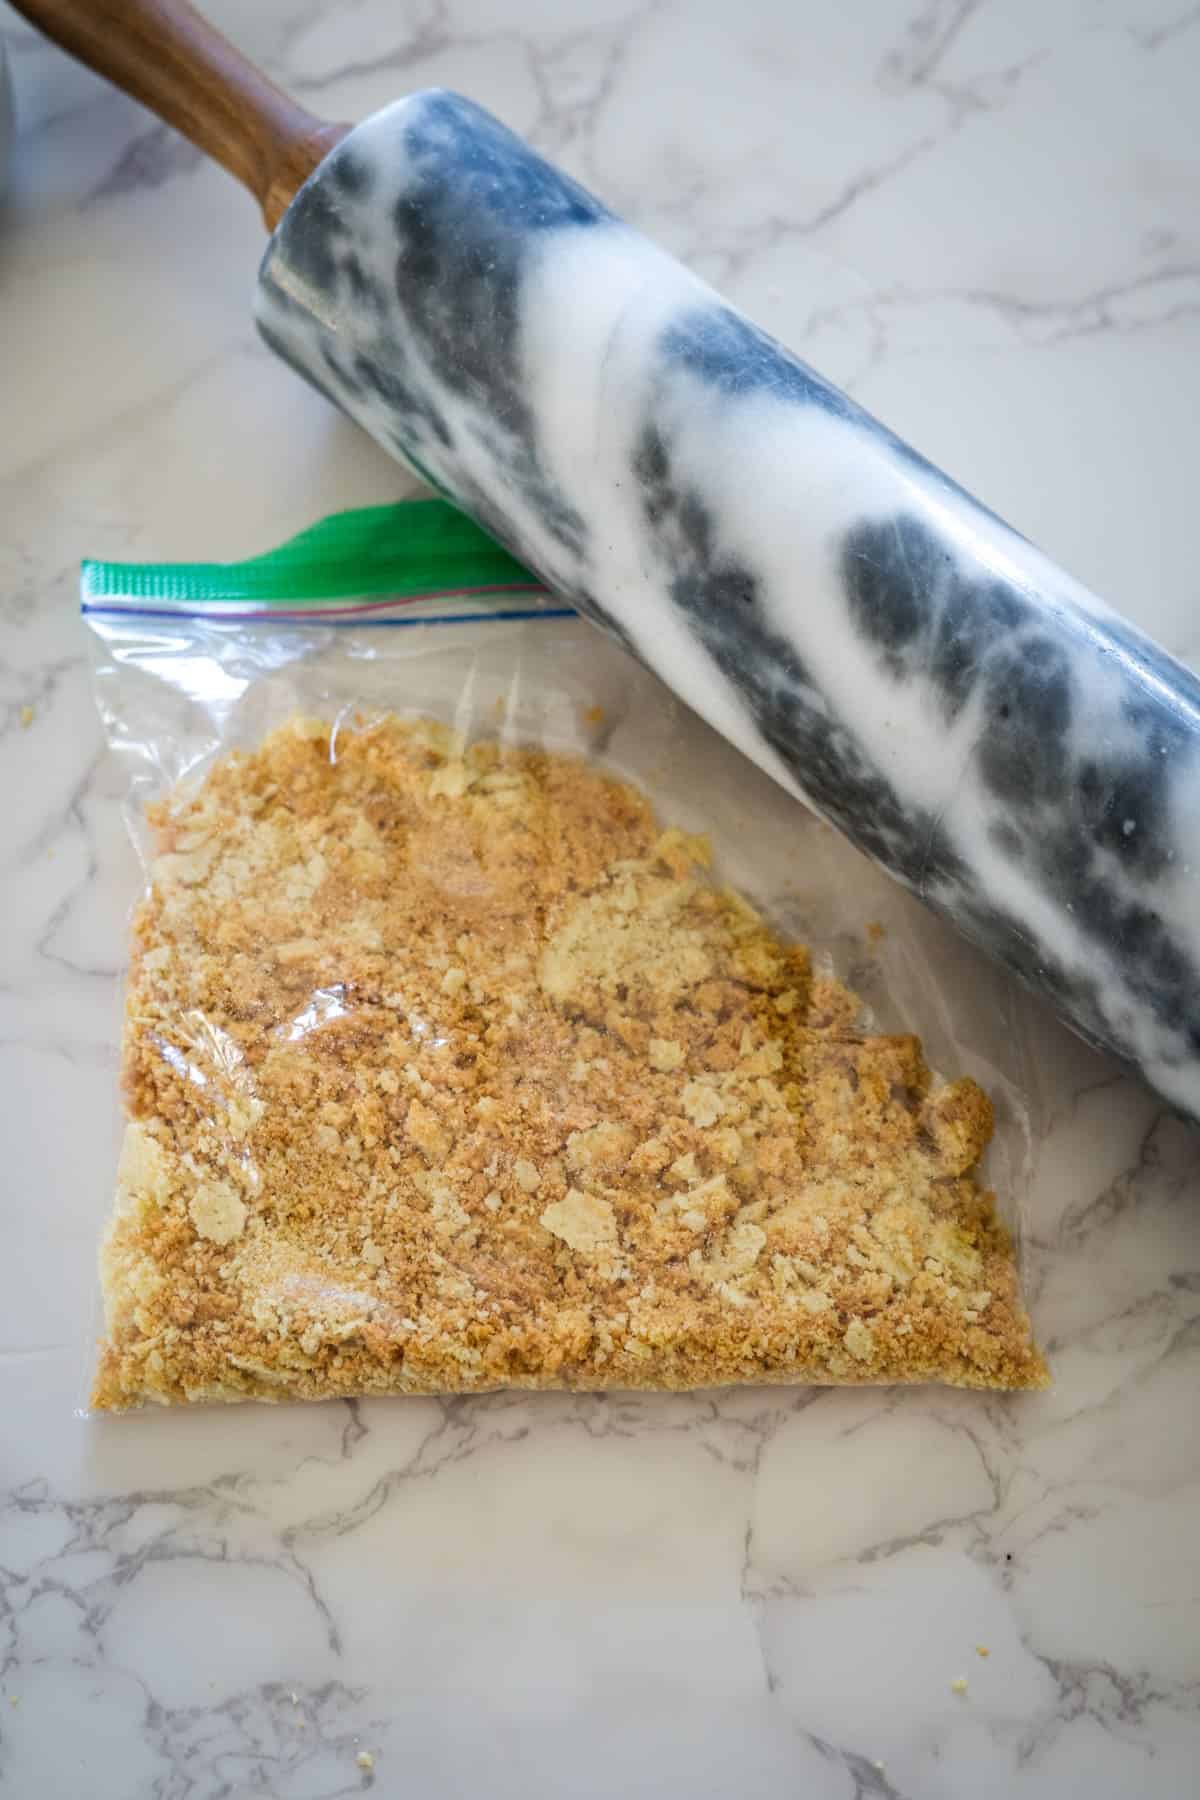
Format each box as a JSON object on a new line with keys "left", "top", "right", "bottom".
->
{"left": 709, "top": 1126, "right": 742, "bottom": 1165}
{"left": 429, "top": 761, "right": 473, "bottom": 799}
{"left": 681, "top": 1080, "right": 723, "bottom": 1127}
{"left": 541, "top": 1189, "right": 618, "bottom": 1255}
{"left": 276, "top": 937, "right": 321, "bottom": 965}
{"left": 406, "top": 1097, "right": 450, "bottom": 1164}
{"left": 90, "top": 712, "right": 1046, "bottom": 1410}
{"left": 976, "top": 1645, "right": 990, "bottom": 1659}
{"left": 188, "top": 1180, "right": 246, "bottom": 1246}
{"left": 566, "top": 1121, "right": 633, "bottom": 1173}
{"left": 19, "top": 705, "right": 33, "bottom": 729}
{"left": 356, "top": 1750, "right": 375, "bottom": 1771}
{"left": 951, "top": 1677, "right": 969, "bottom": 1696}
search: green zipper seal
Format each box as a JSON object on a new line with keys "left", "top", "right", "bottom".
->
{"left": 82, "top": 500, "right": 539, "bottom": 605}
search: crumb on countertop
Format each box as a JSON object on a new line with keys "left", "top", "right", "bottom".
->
{"left": 951, "top": 1677, "right": 969, "bottom": 1695}
{"left": 19, "top": 705, "right": 34, "bottom": 729}
{"left": 356, "top": 1750, "right": 375, "bottom": 1771}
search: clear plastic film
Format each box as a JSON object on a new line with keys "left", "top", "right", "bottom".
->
{"left": 82, "top": 503, "right": 1047, "bottom": 1410}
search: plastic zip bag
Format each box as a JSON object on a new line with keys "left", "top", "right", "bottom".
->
{"left": 82, "top": 501, "right": 1046, "bottom": 1409}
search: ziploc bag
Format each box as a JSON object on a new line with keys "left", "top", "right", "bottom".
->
{"left": 82, "top": 501, "right": 1046, "bottom": 1409}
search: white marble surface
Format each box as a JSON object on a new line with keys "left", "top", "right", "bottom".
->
{"left": 2, "top": 2, "right": 1199, "bottom": 1795}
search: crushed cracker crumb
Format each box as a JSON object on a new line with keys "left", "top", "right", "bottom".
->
{"left": 513, "top": 1158, "right": 541, "bottom": 1194}
{"left": 91, "top": 714, "right": 1045, "bottom": 1408}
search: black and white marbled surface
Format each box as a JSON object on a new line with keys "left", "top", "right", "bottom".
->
{"left": 4, "top": 2, "right": 1200, "bottom": 1796}
{"left": 258, "top": 88, "right": 1200, "bottom": 1118}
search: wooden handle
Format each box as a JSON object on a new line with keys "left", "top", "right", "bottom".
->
{"left": 8, "top": 0, "right": 349, "bottom": 228}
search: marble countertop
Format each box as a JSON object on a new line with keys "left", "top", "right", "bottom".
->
{"left": 2, "top": 2, "right": 1199, "bottom": 1795}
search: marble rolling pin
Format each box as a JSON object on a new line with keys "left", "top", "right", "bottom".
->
{"left": 17, "top": 1, "right": 1200, "bottom": 1116}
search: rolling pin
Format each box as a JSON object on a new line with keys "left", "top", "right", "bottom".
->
{"left": 14, "top": 0, "right": 1200, "bottom": 1117}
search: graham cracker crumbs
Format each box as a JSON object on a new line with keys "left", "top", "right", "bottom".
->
{"left": 91, "top": 713, "right": 1046, "bottom": 1409}
{"left": 951, "top": 1677, "right": 969, "bottom": 1696}
{"left": 976, "top": 1645, "right": 990, "bottom": 1658}
{"left": 19, "top": 704, "right": 34, "bottom": 729}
